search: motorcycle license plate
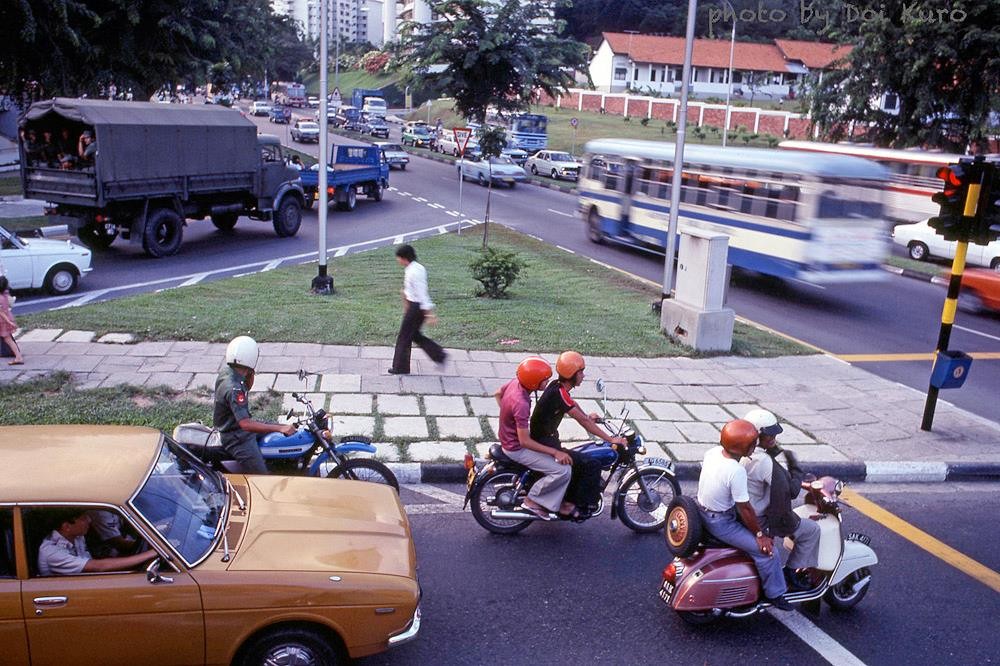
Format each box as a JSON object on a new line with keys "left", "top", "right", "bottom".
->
{"left": 658, "top": 580, "right": 675, "bottom": 604}
{"left": 644, "top": 457, "right": 674, "bottom": 470}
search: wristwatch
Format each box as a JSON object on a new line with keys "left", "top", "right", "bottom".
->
{"left": 755, "top": 530, "right": 764, "bottom": 538}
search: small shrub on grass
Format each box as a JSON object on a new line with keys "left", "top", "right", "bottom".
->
{"left": 469, "top": 247, "right": 527, "bottom": 299}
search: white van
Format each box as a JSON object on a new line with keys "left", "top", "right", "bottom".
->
{"left": 362, "top": 97, "right": 387, "bottom": 117}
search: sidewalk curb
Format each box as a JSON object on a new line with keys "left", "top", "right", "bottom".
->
{"left": 386, "top": 460, "right": 1000, "bottom": 485}
{"left": 881, "top": 264, "right": 940, "bottom": 283}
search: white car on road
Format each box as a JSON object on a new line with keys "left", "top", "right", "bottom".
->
{"left": 290, "top": 119, "right": 320, "bottom": 143}
{"left": 892, "top": 219, "right": 1000, "bottom": 270}
{"left": 524, "top": 150, "right": 581, "bottom": 180}
{"left": 249, "top": 100, "right": 272, "bottom": 116}
{"left": 457, "top": 155, "right": 527, "bottom": 188}
{"left": 1, "top": 225, "right": 93, "bottom": 294}
{"left": 375, "top": 142, "right": 409, "bottom": 170}
{"left": 436, "top": 132, "right": 480, "bottom": 157}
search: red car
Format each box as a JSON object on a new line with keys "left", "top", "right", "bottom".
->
{"left": 957, "top": 268, "right": 1000, "bottom": 314}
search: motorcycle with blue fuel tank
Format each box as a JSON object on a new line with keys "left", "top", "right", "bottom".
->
{"left": 174, "top": 389, "right": 399, "bottom": 491}
{"left": 463, "top": 379, "right": 680, "bottom": 534}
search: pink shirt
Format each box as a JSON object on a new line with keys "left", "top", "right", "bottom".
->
{"left": 498, "top": 378, "right": 531, "bottom": 451}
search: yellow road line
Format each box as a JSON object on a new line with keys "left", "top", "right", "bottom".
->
{"left": 734, "top": 317, "right": 830, "bottom": 353}
{"left": 842, "top": 488, "right": 1000, "bottom": 594}
{"left": 838, "top": 352, "right": 1000, "bottom": 362}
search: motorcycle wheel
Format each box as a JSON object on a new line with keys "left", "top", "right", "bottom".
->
{"left": 327, "top": 458, "right": 400, "bottom": 492}
{"left": 616, "top": 468, "right": 681, "bottom": 533}
{"left": 824, "top": 567, "right": 871, "bottom": 611}
{"left": 678, "top": 611, "right": 720, "bottom": 626}
{"left": 470, "top": 471, "right": 533, "bottom": 535}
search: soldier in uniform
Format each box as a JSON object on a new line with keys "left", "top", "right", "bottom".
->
{"left": 214, "top": 336, "right": 295, "bottom": 474}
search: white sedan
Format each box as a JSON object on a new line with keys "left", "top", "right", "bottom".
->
{"left": 1, "top": 225, "right": 93, "bottom": 294}
{"left": 524, "top": 150, "right": 581, "bottom": 180}
{"left": 457, "top": 155, "right": 528, "bottom": 188}
{"left": 892, "top": 219, "right": 1000, "bottom": 270}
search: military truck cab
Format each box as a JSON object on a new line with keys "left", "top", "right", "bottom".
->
{"left": 19, "top": 98, "right": 305, "bottom": 258}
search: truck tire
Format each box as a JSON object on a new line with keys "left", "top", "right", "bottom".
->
{"left": 142, "top": 208, "right": 184, "bottom": 258}
{"left": 369, "top": 181, "right": 383, "bottom": 201}
{"left": 211, "top": 213, "right": 238, "bottom": 232}
{"left": 77, "top": 222, "right": 118, "bottom": 250}
{"left": 273, "top": 196, "right": 302, "bottom": 237}
{"left": 336, "top": 188, "right": 357, "bottom": 212}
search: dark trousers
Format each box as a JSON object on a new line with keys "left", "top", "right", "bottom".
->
{"left": 392, "top": 300, "right": 445, "bottom": 373}
{"left": 538, "top": 436, "right": 603, "bottom": 509}
{"left": 222, "top": 433, "right": 268, "bottom": 474}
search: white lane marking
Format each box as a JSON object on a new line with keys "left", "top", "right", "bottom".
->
{"left": 954, "top": 324, "right": 1000, "bottom": 342}
{"left": 399, "top": 191, "right": 412, "bottom": 197}
{"left": 428, "top": 203, "right": 446, "bottom": 209}
{"left": 261, "top": 259, "right": 282, "bottom": 272}
{"left": 393, "top": 235, "right": 405, "bottom": 244}
{"left": 556, "top": 245, "right": 576, "bottom": 254}
{"left": 333, "top": 247, "right": 348, "bottom": 257}
{"left": 547, "top": 208, "right": 575, "bottom": 218}
{"left": 490, "top": 190, "right": 510, "bottom": 198}
{"left": 771, "top": 610, "right": 868, "bottom": 666}
{"left": 446, "top": 211, "right": 460, "bottom": 217}
{"left": 388, "top": 186, "right": 398, "bottom": 191}
{"left": 407, "top": 484, "right": 467, "bottom": 505}
{"left": 54, "top": 289, "right": 111, "bottom": 310}
{"left": 414, "top": 196, "right": 428, "bottom": 202}
{"left": 179, "top": 273, "right": 209, "bottom": 287}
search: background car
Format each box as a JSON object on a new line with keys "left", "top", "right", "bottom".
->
{"left": 456, "top": 154, "right": 527, "bottom": 188}
{"left": 0, "top": 425, "right": 421, "bottom": 666}
{"left": 0, "top": 224, "right": 92, "bottom": 294}
{"left": 501, "top": 141, "right": 529, "bottom": 166}
{"left": 525, "top": 150, "right": 581, "bottom": 180}
{"left": 364, "top": 117, "right": 390, "bottom": 138}
{"left": 290, "top": 119, "right": 320, "bottom": 143}
{"left": 375, "top": 142, "right": 409, "bottom": 170}
{"left": 955, "top": 268, "right": 1000, "bottom": 313}
{"left": 892, "top": 219, "right": 1000, "bottom": 269}
{"left": 402, "top": 122, "right": 434, "bottom": 148}
{"left": 249, "top": 100, "right": 272, "bottom": 116}
{"left": 437, "top": 132, "right": 480, "bottom": 157}
{"left": 307, "top": 95, "right": 320, "bottom": 108}
{"left": 268, "top": 106, "right": 290, "bottom": 124}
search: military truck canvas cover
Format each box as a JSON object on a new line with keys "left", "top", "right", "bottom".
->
{"left": 21, "top": 98, "right": 258, "bottom": 183}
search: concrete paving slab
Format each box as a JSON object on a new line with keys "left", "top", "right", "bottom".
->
{"left": 377, "top": 394, "right": 421, "bottom": 415}
{"left": 99, "top": 372, "right": 147, "bottom": 387}
{"left": 321, "top": 345, "right": 361, "bottom": 358}
{"left": 474, "top": 442, "right": 501, "bottom": 459}
{"left": 774, "top": 424, "right": 815, "bottom": 444}
{"left": 74, "top": 374, "right": 106, "bottom": 390}
{"left": 272, "top": 373, "right": 316, "bottom": 392}
{"left": 633, "top": 420, "right": 684, "bottom": 442}
{"left": 407, "top": 441, "right": 469, "bottom": 462}
{"left": 675, "top": 421, "right": 720, "bottom": 442}
{"left": 17, "top": 329, "right": 62, "bottom": 342}
{"left": 258, "top": 342, "right": 286, "bottom": 356}
{"left": 672, "top": 386, "right": 718, "bottom": 403}
{"left": 372, "top": 442, "right": 402, "bottom": 462}
{"left": 634, "top": 384, "right": 683, "bottom": 401}
{"left": 706, "top": 386, "right": 755, "bottom": 402}
{"left": 558, "top": 418, "right": 591, "bottom": 441}
{"left": 329, "top": 393, "right": 373, "bottom": 414}
{"left": 423, "top": 395, "right": 469, "bottom": 416}
{"left": 684, "top": 404, "right": 732, "bottom": 422}
{"left": 139, "top": 361, "right": 181, "bottom": 373}
{"left": 282, "top": 392, "right": 327, "bottom": 412}
{"left": 283, "top": 342, "right": 324, "bottom": 357}
{"left": 248, "top": 373, "right": 275, "bottom": 392}
{"left": 125, "top": 341, "right": 176, "bottom": 357}
{"left": 320, "top": 374, "right": 362, "bottom": 392}
{"left": 665, "top": 442, "right": 714, "bottom": 462}
{"left": 331, "top": 415, "right": 375, "bottom": 438}
{"left": 721, "top": 403, "right": 761, "bottom": 419}
{"left": 359, "top": 346, "right": 394, "bottom": 359}
{"left": 56, "top": 330, "right": 96, "bottom": 343}
{"left": 399, "top": 375, "right": 444, "bottom": 394}
{"left": 442, "top": 376, "right": 487, "bottom": 395}
{"left": 643, "top": 402, "right": 693, "bottom": 421}
{"left": 188, "top": 373, "right": 216, "bottom": 390}
{"left": 486, "top": 417, "right": 500, "bottom": 439}
{"left": 383, "top": 416, "right": 428, "bottom": 439}
{"left": 257, "top": 356, "right": 307, "bottom": 373}
{"left": 362, "top": 375, "right": 404, "bottom": 393}
{"left": 468, "top": 396, "right": 499, "bottom": 417}
{"left": 56, "top": 356, "right": 105, "bottom": 372}
{"left": 435, "top": 417, "right": 484, "bottom": 439}
{"left": 636, "top": 441, "right": 669, "bottom": 460}
{"left": 145, "top": 373, "right": 193, "bottom": 390}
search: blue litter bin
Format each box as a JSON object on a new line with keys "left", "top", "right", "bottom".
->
{"left": 929, "top": 350, "right": 973, "bottom": 389}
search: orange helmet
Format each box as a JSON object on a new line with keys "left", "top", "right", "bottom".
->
{"left": 556, "top": 350, "right": 585, "bottom": 380}
{"left": 720, "top": 419, "right": 759, "bottom": 457}
{"left": 516, "top": 357, "right": 552, "bottom": 391}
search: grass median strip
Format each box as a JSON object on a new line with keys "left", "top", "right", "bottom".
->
{"left": 18, "top": 225, "right": 813, "bottom": 358}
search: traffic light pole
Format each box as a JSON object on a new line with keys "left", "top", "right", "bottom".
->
{"left": 920, "top": 177, "right": 981, "bottom": 431}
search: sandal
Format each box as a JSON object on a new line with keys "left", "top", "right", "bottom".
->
{"left": 8, "top": 360, "right": 23, "bottom": 366}
{"left": 523, "top": 502, "right": 556, "bottom": 521}
{"left": 558, "top": 508, "right": 582, "bottom": 521}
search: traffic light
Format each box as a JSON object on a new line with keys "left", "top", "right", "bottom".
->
{"left": 928, "top": 160, "right": 975, "bottom": 242}
{"left": 969, "top": 161, "right": 1000, "bottom": 246}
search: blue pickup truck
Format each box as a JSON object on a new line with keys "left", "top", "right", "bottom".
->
{"left": 299, "top": 144, "right": 389, "bottom": 211}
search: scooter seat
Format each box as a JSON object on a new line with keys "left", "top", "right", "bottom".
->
{"left": 489, "top": 443, "right": 528, "bottom": 470}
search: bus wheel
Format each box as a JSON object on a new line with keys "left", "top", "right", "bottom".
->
{"left": 587, "top": 209, "right": 605, "bottom": 245}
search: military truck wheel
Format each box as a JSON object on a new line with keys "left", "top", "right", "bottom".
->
{"left": 142, "top": 208, "right": 184, "bottom": 258}
{"left": 273, "top": 197, "right": 302, "bottom": 237}
{"left": 77, "top": 222, "right": 118, "bottom": 250}
{"left": 211, "top": 213, "right": 239, "bottom": 232}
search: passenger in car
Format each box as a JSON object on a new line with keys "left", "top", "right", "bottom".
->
{"left": 37, "top": 509, "right": 156, "bottom": 576}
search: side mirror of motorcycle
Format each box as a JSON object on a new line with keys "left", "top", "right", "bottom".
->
{"left": 297, "top": 369, "right": 310, "bottom": 382}
{"left": 596, "top": 378, "right": 606, "bottom": 394}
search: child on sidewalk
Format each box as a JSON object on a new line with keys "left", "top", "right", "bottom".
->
{"left": 0, "top": 276, "right": 24, "bottom": 365}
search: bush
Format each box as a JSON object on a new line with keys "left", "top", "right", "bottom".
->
{"left": 640, "top": 117, "right": 650, "bottom": 126}
{"left": 469, "top": 247, "right": 526, "bottom": 299}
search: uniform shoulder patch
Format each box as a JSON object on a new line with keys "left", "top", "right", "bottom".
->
{"left": 234, "top": 389, "right": 247, "bottom": 405}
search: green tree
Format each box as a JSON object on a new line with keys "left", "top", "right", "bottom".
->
{"left": 807, "top": 0, "right": 1000, "bottom": 150}
{"left": 395, "top": 0, "right": 589, "bottom": 124}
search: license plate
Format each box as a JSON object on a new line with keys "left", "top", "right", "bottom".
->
{"left": 658, "top": 579, "right": 675, "bottom": 603}
{"left": 644, "top": 457, "right": 675, "bottom": 470}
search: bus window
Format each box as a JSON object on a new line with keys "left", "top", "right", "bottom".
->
{"left": 604, "top": 161, "right": 624, "bottom": 191}
{"left": 817, "top": 189, "right": 883, "bottom": 219}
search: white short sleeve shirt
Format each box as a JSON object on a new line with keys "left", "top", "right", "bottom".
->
{"left": 403, "top": 261, "right": 434, "bottom": 310}
{"left": 38, "top": 530, "right": 91, "bottom": 576}
{"left": 742, "top": 451, "right": 774, "bottom": 516}
{"left": 697, "top": 446, "right": 750, "bottom": 512}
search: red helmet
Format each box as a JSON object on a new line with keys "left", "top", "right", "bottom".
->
{"left": 517, "top": 357, "right": 552, "bottom": 391}
{"left": 555, "top": 350, "right": 585, "bottom": 380}
{"left": 720, "top": 419, "right": 759, "bottom": 457}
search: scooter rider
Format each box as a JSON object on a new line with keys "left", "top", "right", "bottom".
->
{"left": 530, "top": 350, "right": 627, "bottom": 517}
{"left": 494, "top": 357, "right": 572, "bottom": 521}
{"left": 742, "top": 409, "right": 821, "bottom": 590}
{"left": 214, "top": 336, "right": 295, "bottom": 474}
{"left": 697, "top": 419, "right": 792, "bottom": 610}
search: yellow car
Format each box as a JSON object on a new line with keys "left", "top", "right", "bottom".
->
{"left": 0, "top": 425, "right": 420, "bottom": 666}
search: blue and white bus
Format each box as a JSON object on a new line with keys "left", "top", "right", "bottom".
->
{"left": 474, "top": 112, "right": 549, "bottom": 151}
{"left": 578, "top": 139, "right": 891, "bottom": 284}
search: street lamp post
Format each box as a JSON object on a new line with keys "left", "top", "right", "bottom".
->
{"left": 312, "top": 0, "right": 333, "bottom": 293}
{"left": 722, "top": 0, "right": 736, "bottom": 148}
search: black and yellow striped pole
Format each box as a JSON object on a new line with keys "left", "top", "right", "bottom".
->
{"left": 920, "top": 163, "right": 982, "bottom": 431}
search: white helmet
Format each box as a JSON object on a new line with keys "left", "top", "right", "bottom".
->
{"left": 225, "top": 335, "right": 259, "bottom": 370}
{"left": 744, "top": 408, "right": 783, "bottom": 437}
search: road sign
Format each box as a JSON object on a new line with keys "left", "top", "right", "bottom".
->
{"left": 454, "top": 127, "right": 472, "bottom": 155}
{"left": 570, "top": 117, "right": 579, "bottom": 128}
{"left": 331, "top": 87, "right": 342, "bottom": 109}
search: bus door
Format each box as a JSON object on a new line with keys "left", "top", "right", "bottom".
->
{"left": 619, "top": 158, "right": 640, "bottom": 226}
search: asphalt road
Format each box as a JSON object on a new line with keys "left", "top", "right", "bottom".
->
{"left": 12, "top": 105, "right": 1000, "bottom": 423}
{"left": 359, "top": 480, "right": 999, "bottom": 666}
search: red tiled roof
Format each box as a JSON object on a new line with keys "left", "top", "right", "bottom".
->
{"left": 774, "top": 39, "right": 852, "bottom": 68}
{"left": 603, "top": 32, "right": 845, "bottom": 72}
